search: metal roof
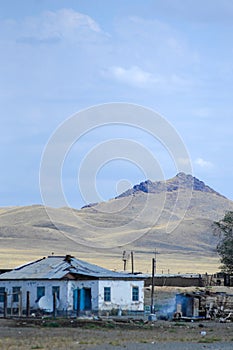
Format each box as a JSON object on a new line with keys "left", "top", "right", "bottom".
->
{"left": 0, "top": 255, "right": 144, "bottom": 280}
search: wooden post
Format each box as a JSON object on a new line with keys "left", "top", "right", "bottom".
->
{"left": 26, "top": 291, "right": 30, "bottom": 317}
{"left": 154, "top": 249, "right": 157, "bottom": 274}
{"left": 53, "top": 292, "right": 57, "bottom": 318}
{"left": 76, "top": 289, "right": 80, "bottom": 318}
{"left": 122, "top": 251, "right": 127, "bottom": 271}
{"left": 131, "top": 251, "right": 134, "bottom": 274}
{"left": 150, "top": 258, "right": 155, "bottom": 313}
{"left": 19, "top": 291, "right": 22, "bottom": 317}
{"left": 4, "top": 292, "right": 7, "bottom": 318}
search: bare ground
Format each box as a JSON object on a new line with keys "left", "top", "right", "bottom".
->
{"left": 0, "top": 286, "right": 233, "bottom": 349}
{"left": 0, "top": 318, "right": 233, "bottom": 350}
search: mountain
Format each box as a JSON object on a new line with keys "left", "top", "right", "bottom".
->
{"left": 116, "top": 172, "right": 225, "bottom": 198}
{"left": 0, "top": 173, "right": 233, "bottom": 273}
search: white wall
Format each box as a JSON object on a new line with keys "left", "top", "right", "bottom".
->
{"left": 0, "top": 278, "right": 144, "bottom": 313}
{"left": 98, "top": 280, "right": 144, "bottom": 311}
{"left": 67, "top": 280, "right": 99, "bottom": 311}
{"left": 0, "top": 280, "right": 69, "bottom": 311}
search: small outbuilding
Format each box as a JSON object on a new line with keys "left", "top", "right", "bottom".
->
{"left": 0, "top": 255, "right": 144, "bottom": 316}
{"left": 175, "top": 292, "right": 202, "bottom": 318}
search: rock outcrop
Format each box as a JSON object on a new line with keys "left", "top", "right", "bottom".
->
{"left": 116, "top": 172, "right": 225, "bottom": 198}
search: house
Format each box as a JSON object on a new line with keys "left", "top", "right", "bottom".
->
{"left": 0, "top": 255, "right": 144, "bottom": 316}
{"left": 175, "top": 291, "right": 233, "bottom": 320}
{"left": 175, "top": 292, "right": 202, "bottom": 318}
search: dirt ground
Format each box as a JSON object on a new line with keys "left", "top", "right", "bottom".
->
{"left": 0, "top": 286, "right": 232, "bottom": 349}
{"left": 0, "top": 318, "right": 233, "bottom": 350}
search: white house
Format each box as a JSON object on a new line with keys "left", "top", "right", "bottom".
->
{"left": 0, "top": 255, "right": 144, "bottom": 316}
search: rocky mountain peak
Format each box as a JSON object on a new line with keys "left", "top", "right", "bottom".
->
{"left": 116, "top": 173, "right": 225, "bottom": 199}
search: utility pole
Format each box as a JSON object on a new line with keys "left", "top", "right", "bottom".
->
{"left": 131, "top": 251, "right": 134, "bottom": 274}
{"left": 154, "top": 249, "right": 157, "bottom": 274}
{"left": 150, "top": 257, "right": 155, "bottom": 313}
{"left": 150, "top": 249, "right": 157, "bottom": 313}
{"left": 122, "top": 251, "right": 127, "bottom": 271}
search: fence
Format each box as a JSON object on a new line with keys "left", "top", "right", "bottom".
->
{"left": 0, "top": 291, "right": 58, "bottom": 318}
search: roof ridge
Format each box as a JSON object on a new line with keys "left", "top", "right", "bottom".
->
{"left": 14, "top": 257, "right": 46, "bottom": 271}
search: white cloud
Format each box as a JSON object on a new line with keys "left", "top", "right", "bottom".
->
{"left": 14, "top": 8, "right": 103, "bottom": 44}
{"left": 194, "top": 158, "right": 213, "bottom": 169}
{"left": 105, "top": 65, "right": 192, "bottom": 91}
{"left": 107, "top": 65, "right": 157, "bottom": 87}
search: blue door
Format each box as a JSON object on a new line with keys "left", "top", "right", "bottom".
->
{"left": 73, "top": 289, "right": 80, "bottom": 311}
{"left": 73, "top": 288, "right": 91, "bottom": 312}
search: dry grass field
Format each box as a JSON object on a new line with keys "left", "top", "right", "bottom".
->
{"left": 1, "top": 175, "right": 233, "bottom": 273}
{"left": 0, "top": 201, "right": 227, "bottom": 273}
{"left": 0, "top": 317, "right": 233, "bottom": 350}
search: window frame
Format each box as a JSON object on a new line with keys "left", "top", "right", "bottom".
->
{"left": 36, "top": 286, "right": 45, "bottom": 302}
{"left": 52, "top": 286, "right": 60, "bottom": 300}
{"left": 0, "top": 287, "right": 5, "bottom": 303}
{"left": 132, "top": 286, "right": 139, "bottom": 301}
{"left": 12, "top": 286, "right": 21, "bottom": 302}
{"left": 104, "top": 287, "right": 111, "bottom": 302}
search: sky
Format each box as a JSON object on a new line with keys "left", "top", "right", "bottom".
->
{"left": 1, "top": 0, "right": 233, "bottom": 208}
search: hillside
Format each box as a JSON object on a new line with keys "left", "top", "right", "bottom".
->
{"left": 0, "top": 173, "right": 233, "bottom": 273}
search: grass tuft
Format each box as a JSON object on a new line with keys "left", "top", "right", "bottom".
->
{"left": 42, "top": 321, "right": 59, "bottom": 328}
{"left": 198, "top": 336, "right": 222, "bottom": 343}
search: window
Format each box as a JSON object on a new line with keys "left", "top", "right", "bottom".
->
{"left": 36, "top": 286, "right": 45, "bottom": 302}
{"left": 0, "top": 287, "right": 5, "bottom": 302}
{"left": 52, "top": 286, "right": 60, "bottom": 300}
{"left": 132, "top": 286, "right": 139, "bottom": 301}
{"left": 12, "top": 287, "right": 21, "bottom": 302}
{"left": 104, "top": 287, "right": 111, "bottom": 302}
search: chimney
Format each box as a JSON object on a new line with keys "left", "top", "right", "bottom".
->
{"left": 64, "top": 255, "right": 73, "bottom": 263}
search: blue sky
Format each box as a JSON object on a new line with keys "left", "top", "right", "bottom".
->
{"left": 1, "top": 0, "right": 233, "bottom": 208}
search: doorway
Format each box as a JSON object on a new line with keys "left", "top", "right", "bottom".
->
{"left": 73, "top": 288, "right": 92, "bottom": 312}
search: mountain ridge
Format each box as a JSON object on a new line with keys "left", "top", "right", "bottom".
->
{"left": 116, "top": 172, "right": 225, "bottom": 199}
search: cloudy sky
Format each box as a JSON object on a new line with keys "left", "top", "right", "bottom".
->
{"left": 1, "top": 0, "right": 233, "bottom": 208}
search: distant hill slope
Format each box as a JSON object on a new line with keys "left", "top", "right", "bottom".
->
{"left": 0, "top": 173, "right": 233, "bottom": 273}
